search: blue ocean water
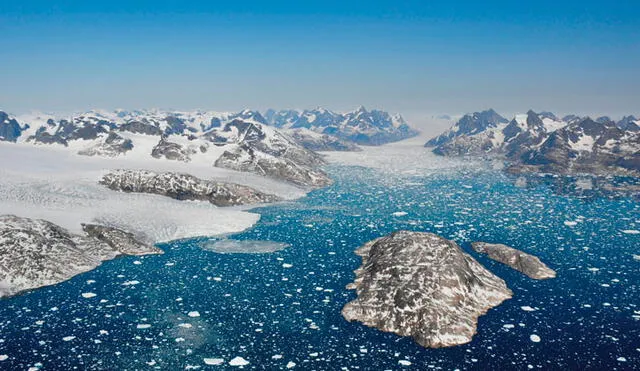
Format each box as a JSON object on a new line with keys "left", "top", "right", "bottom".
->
{"left": 0, "top": 165, "right": 638, "bottom": 370}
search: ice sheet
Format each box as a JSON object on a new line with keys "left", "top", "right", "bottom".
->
{"left": 0, "top": 142, "right": 305, "bottom": 243}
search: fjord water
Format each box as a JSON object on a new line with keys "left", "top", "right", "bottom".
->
{"left": 0, "top": 165, "right": 638, "bottom": 370}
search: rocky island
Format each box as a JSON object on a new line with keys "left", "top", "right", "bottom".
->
{"left": 471, "top": 242, "right": 556, "bottom": 280}
{"left": 100, "top": 169, "right": 280, "bottom": 206}
{"left": 342, "top": 231, "right": 513, "bottom": 348}
{"left": 0, "top": 215, "right": 162, "bottom": 298}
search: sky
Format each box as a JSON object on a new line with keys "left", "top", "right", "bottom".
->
{"left": 1, "top": 1, "right": 639, "bottom": 129}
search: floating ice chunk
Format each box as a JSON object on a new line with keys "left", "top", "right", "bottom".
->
{"left": 399, "top": 360, "right": 412, "bottom": 366}
{"left": 530, "top": 334, "right": 541, "bottom": 342}
{"left": 564, "top": 221, "right": 578, "bottom": 227}
{"left": 286, "top": 361, "right": 296, "bottom": 368}
{"left": 188, "top": 311, "right": 200, "bottom": 318}
{"left": 622, "top": 230, "right": 640, "bottom": 234}
{"left": 204, "top": 358, "right": 224, "bottom": 365}
{"left": 282, "top": 263, "right": 293, "bottom": 268}
{"left": 0, "top": 355, "right": 7, "bottom": 361}
{"left": 229, "top": 357, "right": 249, "bottom": 366}
{"left": 271, "top": 355, "right": 283, "bottom": 360}
{"left": 122, "top": 280, "right": 140, "bottom": 286}
{"left": 81, "top": 292, "right": 97, "bottom": 298}
{"left": 503, "top": 324, "right": 515, "bottom": 329}
{"left": 617, "top": 357, "right": 627, "bottom": 362}
{"left": 201, "top": 239, "right": 289, "bottom": 254}
{"left": 133, "top": 261, "right": 142, "bottom": 265}
{"left": 521, "top": 306, "right": 537, "bottom": 312}
{"left": 178, "top": 323, "right": 192, "bottom": 328}
{"left": 136, "top": 324, "right": 151, "bottom": 329}
{"left": 62, "top": 336, "right": 76, "bottom": 341}
{"left": 392, "top": 211, "right": 408, "bottom": 217}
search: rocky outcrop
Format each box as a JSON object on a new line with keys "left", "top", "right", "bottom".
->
{"left": 0, "top": 215, "right": 161, "bottom": 298}
{"left": 100, "top": 169, "right": 280, "bottom": 206}
{"left": 471, "top": 242, "right": 556, "bottom": 280}
{"left": 151, "top": 137, "right": 193, "bottom": 161}
{"left": 342, "top": 231, "right": 512, "bottom": 348}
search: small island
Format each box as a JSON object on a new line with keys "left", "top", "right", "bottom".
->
{"left": 342, "top": 231, "right": 512, "bottom": 348}
{"left": 471, "top": 242, "right": 556, "bottom": 280}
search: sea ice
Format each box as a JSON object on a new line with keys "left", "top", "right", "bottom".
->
{"left": 201, "top": 239, "right": 290, "bottom": 254}
{"left": 229, "top": 357, "right": 249, "bottom": 366}
{"left": 204, "top": 358, "right": 224, "bottom": 365}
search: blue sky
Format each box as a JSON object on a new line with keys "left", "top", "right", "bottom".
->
{"left": 1, "top": 1, "right": 639, "bottom": 122}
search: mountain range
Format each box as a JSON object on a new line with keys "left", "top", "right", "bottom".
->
{"left": 426, "top": 109, "right": 640, "bottom": 175}
{"left": 264, "top": 106, "right": 418, "bottom": 146}
{"left": 0, "top": 106, "right": 418, "bottom": 186}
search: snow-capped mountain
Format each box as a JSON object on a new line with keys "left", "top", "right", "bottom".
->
{"left": 425, "top": 109, "right": 508, "bottom": 147}
{"left": 426, "top": 109, "right": 640, "bottom": 175}
{"left": 0, "top": 109, "right": 331, "bottom": 187}
{"left": 263, "top": 106, "right": 419, "bottom": 146}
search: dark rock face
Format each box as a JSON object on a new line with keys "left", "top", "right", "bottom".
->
{"left": 426, "top": 109, "right": 508, "bottom": 147}
{"left": 342, "top": 231, "right": 512, "bottom": 348}
{"left": 471, "top": 242, "right": 556, "bottom": 280}
{"left": 119, "top": 120, "right": 163, "bottom": 135}
{"left": 0, "top": 215, "right": 162, "bottom": 298}
{"left": 81, "top": 224, "right": 155, "bottom": 255}
{"left": 151, "top": 138, "right": 192, "bottom": 162}
{"left": 617, "top": 116, "right": 639, "bottom": 132}
{"left": 28, "top": 117, "right": 114, "bottom": 145}
{"left": 0, "top": 112, "right": 23, "bottom": 142}
{"left": 100, "top": 169, "right": 280, "bottom": 206}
